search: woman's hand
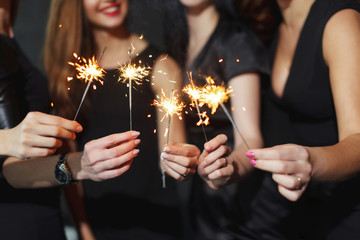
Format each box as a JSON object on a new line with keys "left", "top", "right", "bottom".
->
{"left": 5, "top": 111, "right": 83, "bottom": 159}
{"left": 246, "top": 144, "right": 312, "bottom": 201}
{"left": 197, "top": 134, "right": 233, "bottom": 190}
{"left": 160, "top": 143, "right": 200, "bottom": 181}
{"left": 75, "top": 131, "right": 140, "bottom": 181}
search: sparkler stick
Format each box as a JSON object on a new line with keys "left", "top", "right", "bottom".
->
{"left": 117, "top": 47, "right": 150, "bottom": 130}
{"left": 185, "top": 72, "right": 208, "bottom": 142}
{"left": 152, "top": 89, "right": 185, "bottom": 188}
{"left": 72, "top": 47, "right": 107, "bottom": 121}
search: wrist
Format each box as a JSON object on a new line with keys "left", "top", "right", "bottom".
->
{"left": 0, "top": 129, "right": 11, "bottom": 156}
{"left": 67, "top": 151, "right": 86, "bottom": 181}
{"left": 54, "top": 153, "right": 79, "bottom": 185}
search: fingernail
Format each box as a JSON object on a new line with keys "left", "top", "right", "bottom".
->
{"left": 134, "top": 139, "right": 141, "bottom": 145}
{"left": 163, "top": 147, "right": 170, "bottom": 152}
{"left": 161, "top": 152, "right": 168, "bottom": 159}
{"left": 132, "top": 131, "right": 140, "bottom": 137}
{"left": 76, "top": 125, "right": 83, "bottom": 132}
{"left": 133, "top": 149, "right": 140, "bottom": 155}
{"left": 246, "top": 151, "right": 255, "bottom": 158}
{"left": 250, "top": 159, "right": 256, "bottom": 166}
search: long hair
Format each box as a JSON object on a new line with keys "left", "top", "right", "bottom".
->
{"left": 43, "top": 0, "right": 95, "bottom": 119}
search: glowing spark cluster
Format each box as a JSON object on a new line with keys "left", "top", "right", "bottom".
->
{"left": 118, "top": 63, "right": 150, "bottom": 86}
{"left": 199, "top": 76, "right": 233, "bottom": 114}
{"left": 152, "top": 89, "right": 185, "bottom": 122}
{"left": 68, "top": 53, "right": 105, "bottom": 84}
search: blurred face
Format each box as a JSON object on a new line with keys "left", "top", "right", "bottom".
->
{"left": 179, "top": 0, "right": 212, "bottom": 9}
{"left": 83, "top": 0, "right": 128, "bottom": 29}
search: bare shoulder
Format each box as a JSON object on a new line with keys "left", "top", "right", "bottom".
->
{"left": 323, "top": 8, "right": 360, "bottom": 64}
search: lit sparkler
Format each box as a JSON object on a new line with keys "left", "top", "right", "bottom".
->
{"left": 201, "top": 76, "right": 250, "bottom": 149}
{"left": 152, "top": 89, "right": 185, "bottom": 188}
{"left": 68, "top": 47, "right": 107, "bottom": 121}
{"left": 118, "top": 48, "right": 150, "bottom": 130}
{"left": 183, "top": 72, "right": 208, "bottom": 142}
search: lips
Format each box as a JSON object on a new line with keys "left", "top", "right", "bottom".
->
{"left": 100, "top": 3, "right": 121, "bottom": 16}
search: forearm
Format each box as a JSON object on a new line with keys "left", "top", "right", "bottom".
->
{"left": 308, "top": 133, "right": 360, "bottom": 182}
{"left": 0, "top": 129, "right": 11, "bottom": 156}
{"left": 2, "top": 152, "right": 83, "bottom": 188}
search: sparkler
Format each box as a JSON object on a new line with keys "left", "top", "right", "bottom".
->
{"left": 118, "top": 48, "right": 150, "bottom": 130}
{"left": 183, "top": 72, "right": 208, "bottom": 142}
{"left": 200, "top": 76, "right": 250, "bottom": 149}
{"left": 152, "top": 89, "right": 185, "bottom": 188}
{"left": 69, "top": 47, "right": 107, "bottom": 121}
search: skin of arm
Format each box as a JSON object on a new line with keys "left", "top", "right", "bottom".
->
{"left": 0, "top": 112, "right": 83, "bottom": 159}
{"left": 247, "top": 9, "right": 360, "bottom": 201}
{"left": 197, "top": 72, "right": 263, "bottom": 190}
{"left": 152, "top": 55, "right": 200, "bottom": 180}
{"left": 2, "top": 131, "right": 140, "bottom": 188}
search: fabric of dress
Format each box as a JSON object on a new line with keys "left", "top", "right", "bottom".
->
{"left": 76, "top": 44, "right": 183, "bottom": 240}
{"left": 242, "top": 0, "right": 360, "bottom": 239}
{"left": 185, "top": 16, "right": 269, "bottom": 240}
{"left": 0, "top": 34, "right": 66, "bottom": 240}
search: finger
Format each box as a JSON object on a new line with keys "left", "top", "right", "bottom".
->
{"left": 163, "top": 159, "right": 191, "bottom": 177}
{"left": 89, "top": 131, "right": 140, "bottom": 149}
{"left": 202, "top": 145, "right": 231, "bottom": 166}
{"left": 203, "top": 157, "right": 228, "bottom": 175}
{"left": 204, "top": 134, "right": 228, "bottom": 152}
{"left": 162, "top": 160, "right": 185, "bottom": 180}
{"left": 93, "top": 149, "right": 139, "bottom": 173}
{"left": 102, "top": 139, "right": 140, "bottom": 160}
{"left": 23, "top": 135, "right": 63, "bottom": 148}
{"left": 278, "top": 185, "right": 304, "bottom": 202}
{"left": 272, "top": 174, "right": 303, "bottom": 190}
{"left": 161, "top": 152, "right": 197, "bottom": 168}
{"left": 163, "top": 143, "right": 200, "bottom": 157}
{"left": 19, "top": 147, "right": 57, "bottom": 158}
{"left": 29, "top": 112, "right": 83, "bottom": 133}
{"left": 254, "top": 159, "right": 299, "bottom": 174}
{"left": 31, "top": 125, "right": 76, "bottom": 140}
{"left": 95, "top": 163, "right": 132, "bottom": 181}
{"left": 206, "top": 164, "right": 233, "bottom": 180}
{"left": 249, "top": 144, "right": 308, "bottom": 162}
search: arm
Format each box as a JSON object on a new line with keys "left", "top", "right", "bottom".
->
{"left": 0, "top": 111, "right": 82, "bottom": 159}
{"left": 152, "top": 55, "right": 200, "bottom": 180}
{"left": 197, "top": 72, "right": 263, "bottom": 189}
{"left": 2, "top": 131, "right": 140, "bottom": 188}
{"left": 247, "top": 9, "right": 360, "bottom": 201}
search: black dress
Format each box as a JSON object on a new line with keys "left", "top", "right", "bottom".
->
{"left": 77, "top": 45, "right": 183, "bottom": 240}
{"left": 244, "top": 0, "right": 360, "bottom": 239}
{"left": 0, "top": 35, "right": 66, "bottom": 240}
{"left": 185, "top": 16, "right": 269, "bottom": 240}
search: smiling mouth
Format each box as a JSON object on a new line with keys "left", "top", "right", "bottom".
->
{"left": 101, "top": 5, "right": 121, "bottom": 16}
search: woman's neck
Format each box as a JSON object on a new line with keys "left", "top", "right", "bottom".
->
{"left": 186, "top": 3, "right": 219, "bottom": 67}
{"left": 277, "top": 0, "right": 315, "bottom": 31}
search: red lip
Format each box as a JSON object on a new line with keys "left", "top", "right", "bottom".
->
{"left": 99, "top": 3, "right": 121, "bottom": 16}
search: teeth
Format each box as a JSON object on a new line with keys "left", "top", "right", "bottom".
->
{"left": 103, "top": 6, "right": 118, "bottom": 13}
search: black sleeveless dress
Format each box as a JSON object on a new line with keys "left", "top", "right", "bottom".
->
{"left": 184, "top": 16, "right": 269, "bottom": 240}
{"left": 0, "top": 35, "right": 66, "bottom": 240}
{"left": 243, "top": 1, "right": 360, "bottom": 239}
{"left": 77, "top": 45, "right": 182, "bottom": 240}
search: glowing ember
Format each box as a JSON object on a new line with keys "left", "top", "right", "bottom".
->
{"left": 117, "top": 62, "right": 150, "bottom": 86}
{"left": 68, "top": 53, "right": 105, "bottom": 85}
{"left": 152, "top": 89, "right": 185, "bottom": 122}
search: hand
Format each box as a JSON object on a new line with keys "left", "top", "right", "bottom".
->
{"left": 197, "top": 134, "right": 233, "bottom": 190}
{"left": 76, "top": 131, "right": 140, "bottom": 181}
{"left": 7, "top": 112, "right": 82, "bottom": 159}
{"left": 161, "top": 143, "right": 200, "bottom": 181}
{"left": 246, "top": 144, "right": 312, "bottom": 201}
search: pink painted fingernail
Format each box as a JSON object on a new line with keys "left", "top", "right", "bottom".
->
{"left": 134, "top": 139, "right": 141, "bottom": 145}
{"left": 246, "top": 151, "right": 255, "bottom": 158}
{"left": 131, "top": 131, "right": 140, "bottom": 137}
{"left": 250, "top": 159, "right": 256, "bottom": 166}
{"left": 133, "top": 149, "right": 140, "bottom": 155}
